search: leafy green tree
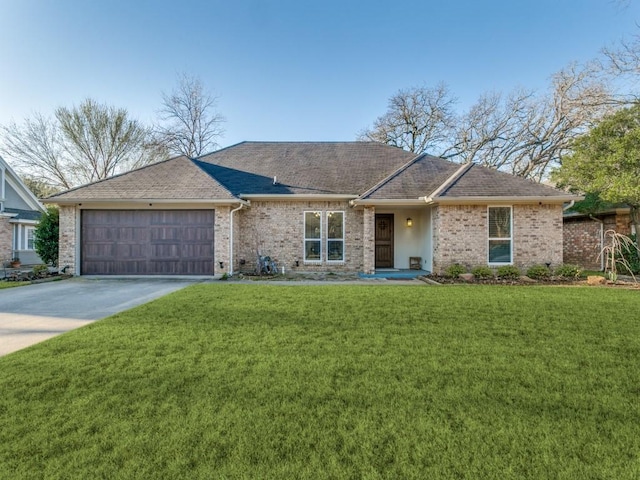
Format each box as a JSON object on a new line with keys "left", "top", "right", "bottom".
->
{"left": 554, "top": 103, "right": 640, "bottom": 238}
{"left": 34, "top": 207, "right": 59, "bottom": 266}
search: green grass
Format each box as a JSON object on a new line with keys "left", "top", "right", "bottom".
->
{"left": 1, "top": 285, "right": 639, "bottom": 479}
{"left": 0, "top": 280, "right": 30, "bottom": 289}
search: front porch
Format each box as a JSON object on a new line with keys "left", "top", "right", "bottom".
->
{"left": 358, "top": 268, "right": 430, "bottom": 279}
{"left": 361, "top": 206, "right": 434, "bottom": 274}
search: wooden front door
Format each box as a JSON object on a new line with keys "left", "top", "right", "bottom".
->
{"left": 375, "top": 214, "right": 394, "bottom": 268}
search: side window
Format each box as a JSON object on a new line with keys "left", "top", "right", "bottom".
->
{"left": 304, "top": 211, "right": 322, "bottom": 261}
{"left": 488, "top": 206, "right": 512, "bottom": 264}
{"left": 27, "top": 227, "right": 36, "bottom": 250}
{"left": 327, "top": 211, "right": 344, "bottom": 261}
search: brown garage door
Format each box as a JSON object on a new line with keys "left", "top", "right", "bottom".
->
{"left": 81, "top": 210, "right": 215, "bottom": 275}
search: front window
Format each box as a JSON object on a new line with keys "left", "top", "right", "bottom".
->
{"left": 327, "top": 211, "right": 344, "bottom": 262}
{"left": 304, "top": 211, "right": 322, "bottom": 261}
{"left": 26, "top": 227, "right": 36, "bottom": 250}
{"left": 488, "top": 206, "right": 512, "bottom": 264}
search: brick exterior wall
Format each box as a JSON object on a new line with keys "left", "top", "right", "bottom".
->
{"left": 513, "top": 204, "right": 563, "bottom": 267}
{"left": 0, "top": 216, "right": 13, "bottom": 262}
{"left": 234, "top": 200, "right": 364, "bottom": 273}
{"left": 58, "top": 205, "right": 77, "bottom": 273}
{"left": 563, "top": 212, "right": 632, "bottom": 270}
{"left": 214, "top": 206, "right": 230, "bottom": 275}
{"left": 432, "top": 204, "right": 563, "bottom": 273}
{"left": 432, "top": 205, "right": 487, "bottom": 272}
{"left": 362, "top": 206, "right": 375, "bottom": 274}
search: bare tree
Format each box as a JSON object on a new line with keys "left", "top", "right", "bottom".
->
{"left": 0, "top": 99, "right": 161, "bottom": 190}
{"left": 0, "top": 113, "right": 72, "bottom": 189}
{"left": 154, "top": 74, "right": 225, "bottom": 157}
{"left": 21, "top": 176, "right": 61, "bottom": 199}
{"left": 358, "top": 83, "right": 456, "bottom": 154}
{"left": 361, "top": 63, "right": 613, "bottom": 181}
{"left": 445, "top": 63, "right": 614, "bottom": 180}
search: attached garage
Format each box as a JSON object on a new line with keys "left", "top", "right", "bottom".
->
{"left": 81, "top": 210, "right": 215, "bottom": 275}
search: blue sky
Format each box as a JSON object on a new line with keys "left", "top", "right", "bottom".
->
{"left": 1, "top": 0, "right": 638, "bottom": 149}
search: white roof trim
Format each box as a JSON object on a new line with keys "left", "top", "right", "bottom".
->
{"left": 241, "top": 194, "right": 359, "bottom": 200}
{"left": 44, "top": 198, "right": 250, "bottom": 206}
{"left": 419, "top": 195, "right": 582, "bottom": 205}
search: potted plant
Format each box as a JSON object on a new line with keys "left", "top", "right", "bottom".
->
{"left": 9, "top": 256, "right": 21, "bottom": 268}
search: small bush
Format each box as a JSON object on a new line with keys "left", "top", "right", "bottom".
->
{"left": 471, "top": 265, "right": 494, "bottom": 279}
{"left": 496, "top": 265, "right": 520, "bottom": 280}
{"left": 526, "top": 264, "right": 551, "bottom": 280}
{"left": 444, "top": 263, "right": 465, "bottom": 278}
{"left": 32, "top": 264, "right": 49, "bottom": 277}
{"left": 554, "top": 264, "right": 582, "bottom": 279}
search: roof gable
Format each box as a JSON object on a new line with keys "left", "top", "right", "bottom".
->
{"left": 360, "top": 154, "right": 459, "bottom": 200}
{"left": 47, "top": 156, "right": 237, "bottom": 202}
{"left": 0, "top": 155, "right": 45, "bottom": 212}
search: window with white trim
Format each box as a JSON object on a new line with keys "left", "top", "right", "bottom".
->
{"left": 488, "top": 206, "right": 512, "bottom": 264}
{"left": 304, "top": 211, "right": 322, "bottom": 261}
{"left": 327, "top": 211, "right": 344, "bottom": 262}
{"left": 26, "top": 227, "right": 36, "bottom": 250}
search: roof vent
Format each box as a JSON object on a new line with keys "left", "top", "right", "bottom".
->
{"left": 273, "top": 176, "right": 277, "bottom": 185}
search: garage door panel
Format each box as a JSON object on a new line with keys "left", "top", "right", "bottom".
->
{"left": 82, "top": 210, "right": 214, "bottom": 275}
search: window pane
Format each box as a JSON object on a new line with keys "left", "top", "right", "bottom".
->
{"left": 305, "top": 240, "right": 321, "bottom": 260}
{"left": 489, "top": 207, "right": 511, "bottom": 238}
{"left": 327, "top": 212, "right": 343, "bottom": 239}
{"left": 305, "top": 212, "right": 321, "bottom": 239}
{"left": 489, "top": 240, "right": 511, "bottom": 263}
{"left": 27, "top": 229, "right": 36, "bottom": 250}
{"left": 327, "top": 240, "right": 343, "bottom": 261}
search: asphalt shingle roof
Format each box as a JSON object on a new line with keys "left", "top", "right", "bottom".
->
{"left": 48, "top": 156, "right": 236, "bottom": 201}
{"left": 3, "top": 208, "right": 42, "bottom": 221}
{"left": 196, "top": 142, "right": 417, "bottom": 195}
{"left": 441, "top": 164, "right": 569, "bottom": 198}
{"left": 361, "top": 155, "right": 460, "bottom": 199}
{"left": 46, "top": 142, "right": 573, "bottom": 203}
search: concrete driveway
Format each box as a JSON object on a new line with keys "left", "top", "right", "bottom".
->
{"left": 0, "top": 277, "right": 202, "bottom": 356}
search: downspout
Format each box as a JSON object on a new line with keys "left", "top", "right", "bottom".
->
{"left": 229, "top": 203, "right": 245, "bottom": 276}
{"left": 589, "top": 215, "right": 605, "bottom": 271}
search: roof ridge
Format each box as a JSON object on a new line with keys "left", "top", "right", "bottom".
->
{"left": 358, "top": 153, "right": 427, "bottom": 199}
{"left": 190, "top": 158, "right": 240, "bottom": 200}
{"left": 426, "top": 162, "right": 474, "bottom": 199}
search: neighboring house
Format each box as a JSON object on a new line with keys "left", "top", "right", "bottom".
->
{"left": 45, "top": 142, "right": 577, "bottom": 276}
{"left": 0, "top": 155, "right": 46, "bottom": 265}
{"left": 563, "top": 207, "right": 634, "bottom": 271}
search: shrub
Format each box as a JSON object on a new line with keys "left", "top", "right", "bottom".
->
{"left": 32, "top": 264, "right": 49, "bottom": 277}
{"left": 619, "top": 234, "right": 640, "bottom": 274}
{"left": 526, "top": 264, "right": 551, "bottom": 280}
{"left": 496, "top": 265, "right": 520, "bottom": 280}
{"left": 471, "top": 265, "right": 494, "bottom": 279}
{"left": 554, "top": 264, "right": 582, "bottom": 279}
{"left": 34, "top": 207, "right": 59, "bottom": 266}
{"left": 444, "top": 263, "right": 465, "bottom": 278}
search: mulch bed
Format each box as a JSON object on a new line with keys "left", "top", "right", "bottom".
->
{"left": 422, "top": 274, "right": 640, "bottom": 288}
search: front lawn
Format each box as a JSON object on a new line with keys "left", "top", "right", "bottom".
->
{"left": 0, "top": 280, "right": 30, "bottom": 289}
{"left": 0, "top": 285, "right": 638, "bottom": 479}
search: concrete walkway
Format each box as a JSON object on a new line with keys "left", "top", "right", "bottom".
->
{"left": 0, "top": 277, "right": 200, "bottom": 356}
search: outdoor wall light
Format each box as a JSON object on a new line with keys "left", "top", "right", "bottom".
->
{"left": 406, "top": 217, "right": 413, "bottom": 227}
{"left": 219, "top": 261, "right": 224, "bottom": 269}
